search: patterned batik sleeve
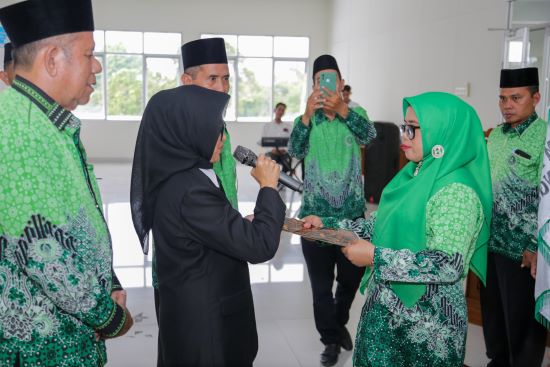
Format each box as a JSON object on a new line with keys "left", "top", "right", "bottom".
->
{"left": 344, "top": 107, "right": 377, "bottom": 145}
{"left": 2, "top": 217, "right": 128, "bottom": 338}
{"left": 0, "top": 144, "right": 127, "bottom": 338}
{"left": 373, "top": 183, "right": 483, "bottom": 284}
{"left": 288, "top": 116, "right": 311, "bottom": 160}
{"left": 373, "top": 248, "right": 465, "bottom": 284}
{"left": 322, "top": 211, "right": 377, "bottom": 240}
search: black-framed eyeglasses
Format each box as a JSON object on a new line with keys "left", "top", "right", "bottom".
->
{"left": 400, "top": 124, "right": 420, "bottom": 140}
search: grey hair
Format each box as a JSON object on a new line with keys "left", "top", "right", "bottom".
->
{"left": 183, "top": 65, "right": 201, "bottom": 80}
{"left": 13, "top": 34, "right": 77, "bottom": 70}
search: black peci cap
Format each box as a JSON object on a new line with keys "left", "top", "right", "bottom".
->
{"left": 181, "top": 38, "right": 228, "bottom": 69}
{"left": 0, "top": 0, "right": 94, "bottom": 48}
{"left": 313, "top": 54, "right": 340, "bottom": 79}
{"left": 500, "top": 67, "right": 539, "bottom": 88}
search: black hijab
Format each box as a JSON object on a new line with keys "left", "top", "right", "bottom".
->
{"left": 131, "top": 85, "right": 230, "bottom": 253}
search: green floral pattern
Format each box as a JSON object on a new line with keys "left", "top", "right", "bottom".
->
{"left": 374, "top": 249, "right": 464, "bottom": 284}
{"left": 0, "top": 78, "right": 124, "bottom": 366}
{"left": 323, "top": 212, "right": 377, "bottom": 240}
{"left": 329, "top": 183, "right": 483, "bottom": 366}
{"left": 289, "top": 107, "right": 376, "bottom": 220}
{"left": 356, "top": 280, "right": 467, "bottom": 367}
{"left": 488, "top": 115, "right": 547, "bottom": 260}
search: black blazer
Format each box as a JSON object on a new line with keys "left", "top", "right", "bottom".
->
{"left": 153, "top": 168, "right": 285, "bottom": 367}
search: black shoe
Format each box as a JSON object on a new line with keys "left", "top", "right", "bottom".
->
{"left": 320, "top": 344, "right": 340, "bottom": 367}
{"left": 340, "top": 326, "right": 353, "bottom": 351}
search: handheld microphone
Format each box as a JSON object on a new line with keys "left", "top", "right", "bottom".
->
{"left": 233, "top": 145, "right": 303, "bottom": 193}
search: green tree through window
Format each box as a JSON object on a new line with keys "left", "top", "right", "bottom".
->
{"left": 107, "top": 49, "right": 143, "bottom": 117}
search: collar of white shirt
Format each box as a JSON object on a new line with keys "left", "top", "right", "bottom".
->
{"left": 199, "top": 168, "right": 220, "bottom": 188}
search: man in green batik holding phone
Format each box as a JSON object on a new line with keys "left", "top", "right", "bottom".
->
{"left": 289, "top": 54, "right": 376, "bottom": 366}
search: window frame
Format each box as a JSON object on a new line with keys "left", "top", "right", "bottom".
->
{"left": 202, "top": 34, "right": 310, "bottom": 123}
{"left": 80, "top": 30, "right": 182, "bottom": 121}
{"left": 80, "top": 32, "right": 310, "bottom": 122}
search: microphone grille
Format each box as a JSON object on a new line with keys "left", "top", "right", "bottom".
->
{"left": 233, "top": 145, "right": 257, "bottom": 166}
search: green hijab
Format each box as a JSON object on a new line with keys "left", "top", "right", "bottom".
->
{"left": 366, "top": 92, "right": 492, "bottom": 308}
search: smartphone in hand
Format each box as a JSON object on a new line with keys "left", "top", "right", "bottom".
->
{"left": 319, "top": 71, "right": 337, "bottom": 95}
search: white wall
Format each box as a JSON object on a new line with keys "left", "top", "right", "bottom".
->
{"left": 328, "top": 0, "right": 507, "bottom": 130}
{"left": 82, "top": 0, "right": 330, "bottom": 162}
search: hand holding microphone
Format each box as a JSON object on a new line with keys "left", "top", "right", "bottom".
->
{"left": 251, "top": 154, "right": 280, "bottom": 189}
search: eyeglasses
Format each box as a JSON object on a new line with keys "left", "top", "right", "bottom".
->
{"left": 400, "top": 124, "right": 420, "bottom": 140}
{"left": 220, "top": 122, "right": 227, "bottom": 136}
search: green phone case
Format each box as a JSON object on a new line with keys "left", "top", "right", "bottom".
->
{"left": 320, "top": 71, "right": 337, "bottom": 94}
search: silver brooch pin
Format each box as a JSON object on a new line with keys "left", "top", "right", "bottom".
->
{"left": 431, "top": 145, "right": 445, "bottom": 159}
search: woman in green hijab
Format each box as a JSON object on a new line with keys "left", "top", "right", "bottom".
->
{"left": 303, "top": 92, "right": 492, "bottom": 366}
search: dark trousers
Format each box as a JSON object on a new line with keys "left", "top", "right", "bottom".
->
{"left": 480, "top": 252, "right": 547, "bottom": 367}
{"left": 154, "top": 287, "right": 160, "bottom": 324}
{"left": 301, "top": 238, "right": 365, "bottom": 345}
{"left": 154, "top": 287, "right": 164, "bottom": 367}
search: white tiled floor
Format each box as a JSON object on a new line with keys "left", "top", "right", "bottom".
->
{"left": 93, "top": 163, "right": 547, "bottom": 367}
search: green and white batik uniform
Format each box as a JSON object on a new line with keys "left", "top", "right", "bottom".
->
{"left": 326, "top": 183, "right": 483, "bottom": 366}
{"left": 324, "top": 92, "right": 492, "bottom": 367}
{"left": 0, "top": 77, "right": 126, "bottom": 367}
{"left": 487, "top": 113, "right": 547, "bottom": 260}
{"left": 289, "top": 106, "right": 376, "bottom": 220}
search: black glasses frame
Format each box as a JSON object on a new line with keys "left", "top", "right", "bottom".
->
{"left": 399, "top": 124, "right": 420, "bottom": 140}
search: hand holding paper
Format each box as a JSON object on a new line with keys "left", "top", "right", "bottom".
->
{"left": 282, "top": 217, "right": 358, "bottom": 246}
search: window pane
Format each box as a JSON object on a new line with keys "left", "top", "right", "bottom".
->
{"left": 114, "top": 267, "right": 146, "bottom": 288}
{"left": 238, "top": 58, "right": 272, "bottom": 122}
{"left": 274, "top": 37, "right": 309, "bottom": 58}
{"left": 238, "top": 36, "right": 272, "bottom": 57}
{"left": 202, "top": 34, "right": 237, "bottom": 57}
{"left": 75, "top": 56, "right": 104, "bottom": 119}
{"left": 145, "top": 267, "right": 153, "bottom": 287}
{"left": 508, "top": 41, "right": 523, "bottom": 63}
{"left": 270, "top": 263, "right": 304, "bottom": 283}
{"left": 107, "top": 54, "right": 143, "bottom": 117}
{"left": 93, "top": 30, "right": 104, "bottom": 53}
{"left": 274, "top": 61, "right": 307, "bottom": 121}
{"left": 109, "top": 203, "right": 144, "bottom": 267}
{"left": 225, "top": 60, "right": 236, "bottom": 121}
{"left": 106, "top": 31, "right": 143, "bottom": 53}
{"left": 146, "top": 57, "right": 179, "bottom": 101}
{"left": 144, "top": 32, "right": 181, "bottom": 55}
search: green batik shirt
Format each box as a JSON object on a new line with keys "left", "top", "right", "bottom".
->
{"left": 289, "top": 106, "right": 376, "bottom": 220}
{"left": 488, "top": 113, "right": 547, "bottom": 261}
{"left": 0, "top": 77, "right": 127, "bottom": 367}
{"left": 325, "top": 183, "right": 484, "bottom": 367}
